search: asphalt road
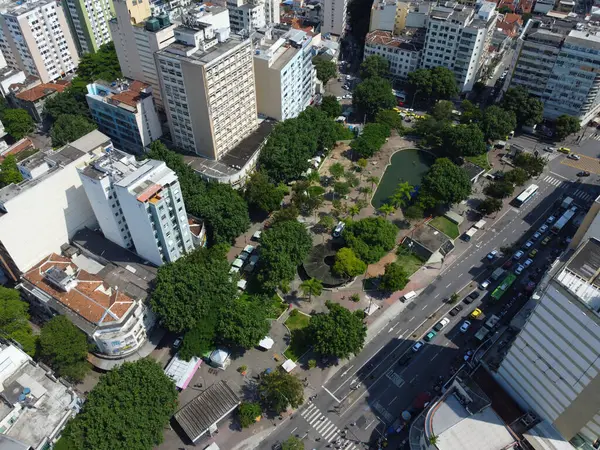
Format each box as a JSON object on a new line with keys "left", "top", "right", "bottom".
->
{"left": 259, "top": 152, "right": 600, "bottom": 450}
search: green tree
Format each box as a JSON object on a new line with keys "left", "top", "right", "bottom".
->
{"left": 299, "top": 278, "right": 323, "bottom": 302}
{"left": 43, "top": 91, "right": 90, "bottom": 123}
{"left": 514, "top": 152, "right": 546, "bottom": 177}
{"left": 238, "top": 402, "right": 262, "bottom": 428}
{"left": 375, "top": 109, "right": 405, "bottom": 133}
{"left": 504, "top": 168, "right": 529, "bottom": 186}
{"left": 484, "top": 181, "right": 514, "bottom": 199}
{"left": 390, "top": 181, "right": 414, "bottom": 208}
{"left": 178, "top": 322, "right": 216, "bottom": 361}
{"left": 218, "top": 297, "right": 270, "bottom": 349}
{"left": 356, "top": 158, "right": 368, "bottom": 172}
{"left": 404, "top": 205, "right": 424, "bottom": 219}
{"left": 353, "top": 77, "right": 396, "bottom": 119}
{"left": 418, "top": 158, "right": 472, "bottom": 208}
{"left": 38, "top": 316, "right": 90, "bottom": 382}
{"left": 360, "top": 55, "right": 391, "bottom": 79}
{"left": 313, "top": 56, "right": 337, "bottom": 85}
{"left": 0, "top": 286, "right": 36, "bottom": 356}
{"left": 333, "top": 181, "right": 351, "bottom": 199}
{"left": 554, "top": 114, "right": 580, "bottom": 141}
{"left": 150, "top": 246, "right": 238, "bottom": 333}
{"left": 413, "top": 116, "right": 446, "bottom": 148}
{"left": 432, "top": 100, "right": 454, "bottom": 121}
{"left": 343, "top": 217, "right": 398, "bottom": 263}
{"left": 333, "top": 247, "right": 367, "bottom": 277}
{"left": 273, "top": 204, "right": 299, "bottom": 224}
{"left": 329, "top": 162, "right": 345, "bottom": 179}
{"left": 501, "top": 86, "right": 544, "bottom": 127}
{"left": 407, "top": 67, "right": 458, "bottom": 106}
{"left": 308, "top": 301, "right": 366, "bottom": 359}
{"left": 367, "top": 175, "right": 380, "bottom": 191}
{"left": 351, "top": 122, "right": 390, "bottom": 158}
{"left": 318, "top": 214, "right": 336, "bottom": 232}
{"left": 481, "top": 105, "right": 517, "bottom": 141}
{"left": 3, "top": 109, "right": 33, "bottom": 140}
{"left": 478, "top": 197, "right": 503, "bottom": 215}
{"left": 378, "top": 203, "right": 395, "bottom": 217}
{"left": 55, "top": 359, "right": 178, "bottom": 450}
{"left": 258, "top": 371, "right": 304, "bottom": 414}
{"left": 320, "top": 95, "right": 342, "bottom": 118}
{"left": 258, "top": 220, "right": 312, "bottom": 292}
{"left": 75, "top": 42, "right": 122, "bottom": 84}
{"left": 50, "top": 114, "right": 97, "bottom": 147}
{"left": 245, "top": 170, "right": 287, "bottom": 214}
{"left": 442, "top": 123, "right": 486, "bottom": 157}
{"left": 460, "top": 99, "right": 482, "bottom": 124}
{"left": 0, "top": 155, "right": 23, "bottom": 187}
{"left": 291, "top": 181, "right": 324, "bottom": 215}
{"left": 347, "top": 204, "right": 361, "bottom": 218}
{"left": 380, "top": 262, "right": 409, "bottom": 291}
{"left": 282, "top": 436, "right": 305, "bottom": 450}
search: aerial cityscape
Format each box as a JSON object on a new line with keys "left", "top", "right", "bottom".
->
{"left": 0, "top": 0, "right": 598, "bottom": 448}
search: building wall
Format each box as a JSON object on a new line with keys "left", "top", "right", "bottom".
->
{"left": 363, "top": 39, "right": 421, "bottom": 79}
{"left": 322, "top": 0, "right": 348, "bottom": 36}
{"left": 369, "top": 1, "right": 398, "bottom": 33}
{"left": 63, "top": 0, "right": 114, "bottom": 55}
{"left": 254, "top": 56, "right": 283, "bottom": 120}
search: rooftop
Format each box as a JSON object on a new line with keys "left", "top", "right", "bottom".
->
{"left": 460, "top": 159, "right": 485, "bottom": 181}
{"left": 80, "top": 146, "right": 140, "bottom": 183}
{"left": 87, "top": 79, "right": 152, "bottom": 112}
{"left": 0, "top": 342, "right": 79, "bottom": 449}
{"left": 406, "top": 224, "right": 453, "bottom": 253}
{"left": 13, "top": 81, "right": 69, "bottom": 102}
{"left": 365, "top": 28, "right": 425, "bottom": 51}
{"left": 0, "top": 137, "right": 35, "bottom": 163}
{"left": 162, "top": 31, "right": 249, "bottom": 66}
{"left": 21, "top": 253, "right": 137, "bottom": 333}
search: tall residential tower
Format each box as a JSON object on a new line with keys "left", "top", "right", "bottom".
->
{"left": 62, "top": 0, "right": 114, "bottom": 54}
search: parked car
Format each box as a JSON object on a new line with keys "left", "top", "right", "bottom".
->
{"left": 412, "top": 341, "right": 425, "bottom": 352}
{"left": 515, "top": 264, "right": 525, "bottom": 275}
{"left": 487, "top": 250, "right": 498, "bottom": 260}
{"left": 513, "top": 250, "right": 524, "bottom": 260}
{"left": 463, "top": 295, "right": 474, "bottom": 305}
{"left": 578, "top": 171, "right": 590, "bottom": 177}
{"left": 333, "top": 221, "right": 345, "bottom": 237}
{"left": 568, "top": 154, "right": 581, "bottom": 160}
{"left": 479, "top": 279, "right": 491, "bottom": 290}
{"left": 173, "top": 337, "right": 182, "bottom": 348}
{"left": 503, "top": 259, "right": 514, "bottom": 269}
{"left": 433, "top": 317, "right": 450, "bottom": 331}
{"left": 460, "top": 321, "right": 471, "bottom": 333}
{"left": 424, "top": 330, "right": 437, "bottom": 342}
{"left": 468, "top": 291, "right": 480, "bottom": 300}
{"left": 523, "top": 241, "right": 534, "bottom": 250}
{"left": 449, "top": 305, "right": 463, "bottom": 316}
{"left": 532, "top": 232, "right": 542, "bottom": 241}
{"left": 529, "top": 249, "right": 538, "bottom": 258}
{"left": 538, "top": 224, "right": 549, "bottom": 233}
{"left": 542, "top": 236, "right": 552, "bottom": 246}
{"left": 523, "top": 258, "right": 533, "bottom": 268}
{"left": 469, "top": 308, "right": 483, "bottom": 319}
{"left": 546, "top": 216, "right": 556, "bottom": 224}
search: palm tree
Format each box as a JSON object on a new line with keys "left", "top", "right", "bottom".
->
{"left": 359, "top": 186, "right": 372, "bottom": 201}
{"left": 347, "top": 204, "right": 360, "bottom": 219}
{"left": 367, "top": 175, "right": 380, "bottom": 192}
{"left": 390, "top": 181, "right": 414, "bottom": 208}
{"left": 379, "top": 204, "right": 395, "bottom": 217}
{"left": 300, "top": 278, "right": 323, "bottom": 302}
{"left": 429, "top": 434, "right": 439, "bottom": 445}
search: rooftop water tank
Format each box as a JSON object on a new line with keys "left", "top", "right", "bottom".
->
{"left": 145, "top": 17, "right": 160, "bottom": 32}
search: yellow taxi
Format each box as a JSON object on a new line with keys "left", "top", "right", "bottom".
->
{"left": 558, "top": 147, "right": 571, "bottom": 154}
{"left": 393, "top": 107, "right": 402, "bottom": 113}
{"left": 469, "top": 308, "right": 483, "bottom": 319}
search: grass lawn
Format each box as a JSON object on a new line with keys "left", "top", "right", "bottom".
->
{"left": 466, "top": 153, "right": 491, "bottom": 171}
{"left": 395, "top": 250, "right": 425, "bottom": 277}
{"left": 429, "top": 216, "right": 460, "bottom": 239}
{"left": 284, "top": 310, "right": 311, "bottom": 361}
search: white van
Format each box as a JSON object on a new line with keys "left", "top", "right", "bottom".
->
{"left": 402, "top": 291, "right": 417, "bottom": 302}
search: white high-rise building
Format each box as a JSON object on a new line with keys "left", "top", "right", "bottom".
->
{"left": 253, "top": 27, "right": 316, "bottom": 121}
{"left": 493, "top": 235, "right": 600, "bottom": 447}
{"left": 262, "top": 0, "right": 280, "bottom": 24}
{"left": 226, "top": 0, "right": 265, "bottom": 33}
{"left": 62, "top": 0, "right": 114, "bottom": 55}
{"left": 156, "top": 5, "right": 257, "bottom": 160}
{"left": 0, "top": 0, "right": 79, "bottom": 83}
{"left": 321, "top": 0, "right": 348, "bottom": 36}
{"left": 421, "top": 2, "right": 497, "bottom": 92}
{"left": 78, "top": 146, "right": 195, "bottom": 266}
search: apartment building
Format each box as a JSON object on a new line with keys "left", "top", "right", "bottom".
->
{"left": 109, "top": 0, "right": 177, "bottom": 109}
{"left": 422, "top": 2, "right": 497, "bottom": 92}
{"left": 86, "top": 79, "right": 162, "bottom": 153}
{"left": 62, "top": 0, "right": 114, "bottom": 55}
{"left": 364, "top": 27, "right": 424, "bottom": 79}
{"left": 78, "top": 147, "right": 195, "bottom": 265}
{"left": 253, "top": 27, "right": 315, "bottom": 121}
{"left": 262, "top": 0, "right": 280, "bottom": 24}
{"left": 369, "top": 0, "right": 406, "bottom": 34}
{"left": 493, "top": 236, "right": 600, "bottom": 447}
{"left": 8, "top": 78, "right": 70, "bottom": 122}
{"left": 156, "top": 5, "right": 257, "bottom": 160}
{"left": 321, "top": 0, "right": 348, "bottom": 36}
{"left": 0, "top": 0, "right": 79, "bottom": 83}
{"left": 149, "top": 0, "right": 193, "bottom": 20}
{"left": 509, "top": 19, "right": 600, "bottom": 124}
{"left": 227, "top": 0, "right": 266, "bottom": 33}
{"left": 0, "top": 131, "right": 109, "bottom": 282}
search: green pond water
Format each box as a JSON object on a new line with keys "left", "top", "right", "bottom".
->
{"left": 371, "top": 149, "right": 435, "bottom": 209}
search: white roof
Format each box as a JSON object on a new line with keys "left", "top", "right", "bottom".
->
{"left": 243, "top": 244, "right": 255, "bottom": 254}
{"left": 232, "top": 258, "right": 244, "bottom": 268}
{"left": 282, "top": 359, "right": 297, "bottom": 372}
{"left": 258, "top": 336, "right": 274, "bottom": 349}
{"left": 164, "top": 354, "right": 201, "bottom": 389}
{"left": 210, "top": 349, "right": 230, "bottom": 365}
{"left": 237, "top": 279, "right": 247, "bottom": 290}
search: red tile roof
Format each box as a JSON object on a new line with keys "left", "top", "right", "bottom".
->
{"left": 15, "top": 82, "right": 69, "bottom": 102}
{"left": 0, "top": 138, "right": 34, "bottom": 162}
{"left": 109, "top": 80, "right": 150, "bottom": 109}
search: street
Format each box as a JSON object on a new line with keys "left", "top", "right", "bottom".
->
{"left": 258, "top": 144, "right": 600, "bottom": 450}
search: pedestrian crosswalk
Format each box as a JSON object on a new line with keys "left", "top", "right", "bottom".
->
{"left": 589, "top": 133, "right": 600, "bottom": 141}
{"left": 542, "top": 175, "right": 567, "bottom": 187}
{"left": 541, "top": 176, "right": 595, "bottom": 202}
{"left": 300, "top": 403, "right": 357, "bottom": 449}
{"left": 571, "top": 188, "right": 594, "bottom": 202}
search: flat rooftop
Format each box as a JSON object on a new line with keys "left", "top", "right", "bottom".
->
{"left": 408, "top": 224, "right": 452, "bottom": 253}
{"left": 366, "top": 28, "right": 425, "bottom": 51}
{"left": 162, "top": 33, "right": 249, "bottom": 65}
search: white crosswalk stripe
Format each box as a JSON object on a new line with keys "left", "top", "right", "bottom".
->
{"left": 572, "top": 189, "right": 593, "bottom": 202}
{"left": 299, "top": 404, "right": 357, "bottom": 449}
{"left": 543, "top": 175, "right": 567, "bottom": 187}
{"left": 589, "top": 133, "right": 600, "bottom": 141}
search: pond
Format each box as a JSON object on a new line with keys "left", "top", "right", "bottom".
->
{"left": 371, "top": 149, "right": 436, "bottom": 209}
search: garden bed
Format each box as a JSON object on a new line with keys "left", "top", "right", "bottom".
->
{"left": 429, "top": 216, "right": 460, "bottom": 239}
{"left": 283, "top": 310, "right": 311, "bottom": 361}
{"left": 466, "top": 153, "right": 491, "bottom": 171}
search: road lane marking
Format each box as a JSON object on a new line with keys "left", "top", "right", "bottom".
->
{"left": 385, "top": 369, "right": 405, "bottom": 388}
{"left": 322, "top": 386, "right": 341, "bottom": 403}
{"left": 434, "top": 293, "right": 440, "bottom": 299}
{"left": 430, "top": 353, "right": 438, "bottom": 362}
{"left": 388, "top": 324, "right": 397, "bottom": 333}
{"left": 409, "top": 316, "right": 415, "bottom": 322}
{"left": 365, "top": 418, "right": 377, "bottom": 430}
{"left": 290, "top": 427, "right": 297, "bottom": 434}
{"left": 341, "top": 365, "right": 354, "bottom": 377}
{"left": 458, "top": 272, "right": 464, "bottom": 278}
{"left": 445, "top": 283, "right": 452, "bottom": 288}
{"left": 388, "top": 395, "right": 398, "bottom": 406}
{"left": 421, "top": 304, "right": 428, "bottom": 310}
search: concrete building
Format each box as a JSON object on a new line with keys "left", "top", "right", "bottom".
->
{"left": 321, "top": 0, "right": 348, "bottom": 36}
{"left": 364, "top": 28, "right": 424, "bottom": 79}
{"left": 156, "top": 5, "right": 257, "bottom": 160}
{"left": 0, "top": 66, "right": 26, "bottom": 97}
{"left": 369, "top": 0, "right": 406, "bottom": 34}
{"left": 226, "top": 0, "right": 266, "bottom": 33}
{"left": 253, "top": 26, "right": 316, "bottom": 121}
{"left": 109, "top": 0, "right": 177, "bottom": 109}
{"left": 8, "top": 78, "right": 70, "bottom": 123}
{"left": 62, "top": 0, "right": 114, "bottom": 55}
{"left": 0, "top": 131, "right": 110, "bottom": 282}
{"left": 509, "top": 19, "right": 600, "bottom": 124}
{"left": 86, "top": 79, "right": 162, "bottom": 153}
{"left": 0, "top": 341, "right": 80, "bottom": 449}
{"left": 78, "top": 146, "right": 195, "bottom": 265}
{"left": 422, "top": 2, "right": 497, "bottom": 92}
{"left": 492, "top": 236, "right": 600, "bottom": 447}
{"left": 20, "top": 252, "right": 157, "bottom": 359}
{"left": 149, "top": 0, "right": 193, "bottom": 21}
{"left": 262, "top": 0, "right": 280, "bottom": 24}
{"left": 0, "top": 0, "right": 80, "bottom": 83}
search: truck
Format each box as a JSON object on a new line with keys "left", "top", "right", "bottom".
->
{"left": 474, "top": 220, "right": 486, "bottom": 229}
{"left": 462, "top": 227, "right": 478, "bottom": 241}
{"left": 561, "top": 197, "right": 573, "bottom": 209}
{"left": 491, "top": 267, "right": 505, "bottom": 281}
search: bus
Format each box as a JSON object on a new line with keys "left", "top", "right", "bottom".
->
{"left": 491, "top": 273, "right": 517, "bottom": 301}
{"left": 551, "top": 207, "right": 576, "bottom": 234}
{"left": 513, "top": 184, "right": 539, "bottom": 207}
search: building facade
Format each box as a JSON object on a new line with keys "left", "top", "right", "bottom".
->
{"left": 227, "top": 0, "right": 266, "bottom": 33}
{"left": 253, "top": 27, "right": 315, "bottom": 121}
{"left": 369, "top": 0, "right": 405, "bottom": 34}
{"left": 86, "top": 79, "right": 162, "bottom": 153}
{"left": 321, "top": 0, "right": 348, "bottom": 36}
{"left": 364, "top": 28, "right": 424, "bottom": 79}
{"left": 9, "top": 79, "right": 70, "bottom": 122}
{"left": 62, "top": 0, "right": 114, "bottom": 55}
{"left": 0, "top": 0, "right": 80, "bottom": 83}
{"left": 156, "top": 6, "right": 257, "bottom": 160}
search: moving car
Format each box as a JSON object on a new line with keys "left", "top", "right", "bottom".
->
{"left": 541, "top": 236, "right": 552, "bottom": 246}
{"left": 412, "top": 341, "right": 424, "bottom": 352}
{"left": 515, "top": 264, "right": 525, "bottom": 275}
{"left": 479, "top": 279, "right": 491, "bottom": 290}
{"left": 529, "top": 249, "right": 538, "bottom": 258}
{"left": 558, "top": 147, "right": 571, "bottom": 154}
{"left": 469, "top": 308, "right": 483, "bottom": 319}
{"left": 547, "top": 216, "right": 556, "bottom": 224}
{"left": 424, "top": 330, "right": 437, "bottom": 342}
{"left": 460, "top": 321, "right": 471, "bottom": 333}
{"left": 513, "top": 250, "right": 524, "bottom": 260}
{"left": 578, "top": 171, "right": 590, "bottom": 177}
{"left": 449, "top": 305, "right": 463, "bottom": 316}
{"left": 543, "top": 146, "right": 556, "bottom": 152}
{"left": 433, "top": 317, "right": 450, "bottom": 331}
{"left": 487, "top": 250, "right": 498, "bottom": 260}
{"left": 523, "top": 258, "right": 533, "bottom": 268}
{"left": 333, "top": 221, "right": 345, "bottom": 237}
{"left": 568, "top": 154, "right": 581, "bottom": 160}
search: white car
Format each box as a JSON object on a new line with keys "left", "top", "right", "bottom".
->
{"left": 515, "top": 264, "right": 525, "bottom": 275}
{"left": 538, "top": 224, "right": 549, "bottom": 233}
{"left": 513, "top": 250, "right": 524, "bottom": 260}
{"left": 479, "top": 279, "right": 491, "bottom": 290}
{"left": 333, "top": 221, "right": 345, "bottom": 237}
{"left": 568, "top": 154, "right": 581, "bottom": 160}
{"left": 547, "top": 216, "right": 556, "bottom": 224}
{"left": 523, "top": 258, "right": 533, "bottom": 268}
{"left": 487, "top": 250, "right": 498, "bottom": 260}
{"left": 460, "top": 321, "right": 471, "bottom": 333}
{"left": 336, "top": 96, "right": 343, "bottom": 101}
{"left": 433, "top": 317, "right": 450, "bottom": 331}
{"left": 412, "top": 341, "right": 424, "bottom": 352}
{"left": 532, "top": 232, "right": 542, "bottom": 241}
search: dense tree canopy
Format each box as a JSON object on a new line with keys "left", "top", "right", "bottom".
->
{"left": 352, "top": 77, "right": 396, "bottom": 119}
{"left": 313, "top": 56, "right": 337, "bottom": 85}
{"left": 501, "top": 87, "right": 543, "bottom": 127}
{"left": 333, "top": 247, "right": 367, "bottom": 277}
{"left": 478, "top": 197, "right": 503, "bottom": 215}
{"left": 380, "top": 262, "right": 409, "bottom": 292}
{"left": 43, "top": 92, "right": 90, "bottom": 122}
{"left": 350, "top": 122, "right": 390, "bottom": 158}
{"left": 238, "top": 402, "right": 262, "bottom": 428}
{"left": 0, "top": 155, "right": 23, "bottom": 187}
{"left": 218, "top": 296, "right": 270, "bottom": 349}
{"left": 376, "top": 109, "right": 405, "bottom": 133}
{"left": 0, "top": 286, "right": 36, "bottom": 356}
{"left": 514, "top": 152, "right": 546, "bottom": 177}
{"left": 481, "top": 106, "right": 516, "bottom": 141}
{"left": 343, "top": 217, "right": 398, "bottom": 264}
{"left": 75, "top": 42, "right": 122, "bottom": 86}
{"left": 308, "top": 301, "right": 366, "bottom": 359}
{"left": 484, "top": 181, "right": 514, "bottom": 199}
{"left": 257, "top": 220, "right": 312, "bottom": 292}
{"left": 460, "top": 100, "right": 483, "bottom": 124}
{"left": 360, "top": 55, "right": 391, "bottom": 79}
{"left": 3, "top": 109, "right": 33, "bottom": 140}
{"left": 407, "top": 67, "right": 459, "bottom": 105}
{"left": 442, "top": 123, "right": 486, "bottom": 157}
{"left": 38, "top": 316, "right": 90, "bottom": 382}
{"left": 554, "top": 114, "right": 580, "bottom": 141}
{"left": 178, "top": 321, "right": 216, "bottom": 361}
{"left": 245, "top": 170, "right": 287, "bottom": 214}
{"left": 418, "top": 158, "right": 471, "bottom": 208}
{"left": 413, "top": 116, "right": 446, "bottom": 148}
{"left": 320, "top": 95, "right": 342, "bottom": 118}
{"left": 55, "top": 359, "right": 178, "bottom": 450}
{"left": 258, "top": 371, "right": 304, "bottom": 414}
{"left": 51, "top": 114, "right": 97, "bottom": 147}
{"left": 504, "top": 168, "right": 529, "bottom": 186}
{"left": 432, "top": 100, "right": 455, "bottom": 121}
{"left": 282, "top": 437, "right": 305, "bottom": 450}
